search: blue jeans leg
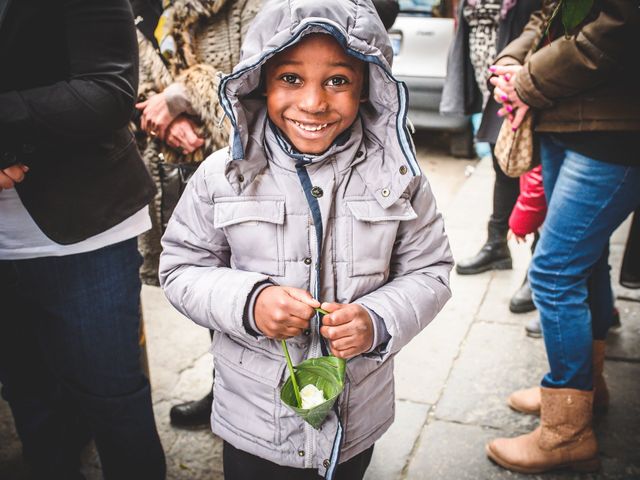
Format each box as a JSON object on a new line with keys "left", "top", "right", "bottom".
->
{"left": 529, "top": 136, "right": 640, "bottom": 390}
{"left": 0, "top": 238, "right": 165, "bottom": 479}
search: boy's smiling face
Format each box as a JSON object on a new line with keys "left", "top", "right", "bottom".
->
{"left": 264, "top": 33, "right": 366, "bottom": 155}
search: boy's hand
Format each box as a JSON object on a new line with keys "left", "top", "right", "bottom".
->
{"left": 320, "top": 302, "right": 374, "bottom": 359}
{"left": 254, "top": 286, "right": 320, "bottom": 340}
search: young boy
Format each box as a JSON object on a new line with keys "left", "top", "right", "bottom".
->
{"left": 159, "top": 1, "right": 453, "bottom": 478}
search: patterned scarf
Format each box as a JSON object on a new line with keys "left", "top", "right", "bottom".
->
{"left": 466, "top": 0, "right": 518, "bottom": 19}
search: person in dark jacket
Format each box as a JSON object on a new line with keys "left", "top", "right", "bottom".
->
{"left": 440, "top": 0, "right": 541, "bottom": 314}
{"left": 0, "top": 0, "right": 165, "bottom": 478}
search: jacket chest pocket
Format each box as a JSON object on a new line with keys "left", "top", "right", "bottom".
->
{"left": 214, "top": 197, "right": 285, "bottom": 277}
{"left": 346, "top": 198, "right": 417, "bottom": 277}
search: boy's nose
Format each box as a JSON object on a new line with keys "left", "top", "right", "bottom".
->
{"left": 298, "top": 85, "right": 328, "bottom": 114}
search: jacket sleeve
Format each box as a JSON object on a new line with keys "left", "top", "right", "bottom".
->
{"left": 495, "top": 7, "right": 549, "bottom": 65}
{"left": 0, "top": 0, "right": 139, "bottom": 149}
{"left": 514, "top": 0, "right": 640, "bottom": 109}
{"left": 355, "top": 176, "right": 454, "bottom": 359}
{"left": 509, "top": 165, "right": 547, "bottom": 237}
{"left": 159, "top": 162, "right": 271, "bottom": 339}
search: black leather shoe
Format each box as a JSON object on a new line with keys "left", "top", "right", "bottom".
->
{"left": 509, "top": 279, "right": 536, "bottom": 313}
{"left": 525, "top": 317, "right": 542, "bottom": 338}
{"left": 456, "top": 242, "right": 512, "bottom": 275}
{"left": 170, "top": 391, "right": 213, "bottom": 429}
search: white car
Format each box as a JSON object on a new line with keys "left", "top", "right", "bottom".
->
{"left": 389, "top": 0, "right": 474, "bottom": 157}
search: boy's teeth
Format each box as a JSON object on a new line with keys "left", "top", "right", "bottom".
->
{"left": 294, "top": 120, "right": 328, "bottom": 132}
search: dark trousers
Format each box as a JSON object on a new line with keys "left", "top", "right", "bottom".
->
{"left": 223, "top": 441, "right": 373, "bottom": 480}
{"left": 488, "top": 147, "right": 521, "bottom": 238}
{"left": 0, "top": 239, "right": 165, "bottom": 479}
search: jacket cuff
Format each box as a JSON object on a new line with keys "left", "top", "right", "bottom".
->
{"left": 358, "top": 304, "right": 391, "bottom": 356}
{"left": 164, "top": 82, "right": 196, "bottom": 118}
{"left": 515, "top": 65, "right": 554, "bottom": 109}
{"left": 494, "top": 55, "right": 521, "bottom": 67}
{"left": 242, "top": 280, "right": 276, "bottom": 337}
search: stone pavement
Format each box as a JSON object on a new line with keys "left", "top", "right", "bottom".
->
{"left": 1, "top": 137, "right": 638, "bottom": 479}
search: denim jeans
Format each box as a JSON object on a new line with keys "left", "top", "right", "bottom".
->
{"left": 0, "top": 238, "right": 165, "bottom": 479}
{"left": 529, "top": 135, "right": 640, "bottom": 390}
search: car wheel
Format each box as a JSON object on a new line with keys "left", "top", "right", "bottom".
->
{"left": 449, "top": 125, "right": 475, "bottom": 159}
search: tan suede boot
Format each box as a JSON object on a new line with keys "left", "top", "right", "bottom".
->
{"left": 487, "top": 387, "right": 600, "bottom": 474}
{"left": 592, "top": 340, "right": 609, "bottom": 413}
{"left": 508, "top": 340, "right": 610, "bottom": 415}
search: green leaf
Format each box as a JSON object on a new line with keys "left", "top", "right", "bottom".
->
{"left": 281, "top": 356, "right": 346, "bottom": 429}
{"left": 561, "top": 0, "right": 593, "bottom": 33}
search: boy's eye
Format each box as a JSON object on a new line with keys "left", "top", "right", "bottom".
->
{"left": 280, "top": 74, "right": 300, "bottom": 84}
{"left": 327, "top": 76, "right": 349, "bottom": 87}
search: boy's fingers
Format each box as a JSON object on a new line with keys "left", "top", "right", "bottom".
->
{"left": 330, "top": 345, "right": 358, "bottom": 360}
{"left": 284, "top": 287, "right": 321, "bottom": 308}
{"left": 285, "top": 314, "right": 310, "bottom": 330}
{"left": 320, "top": 301, "right": 342, "bottom": 313}
{"left": 320, "top": 322, "right": 351, "bottom": 341}
{"left": 321, "top": 311, "right": 352, "bottom": 328}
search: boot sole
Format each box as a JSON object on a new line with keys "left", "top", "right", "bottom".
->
{"left": 506, "top": 398, "right": 540, "bottom": 416}
{"left": 509, "top": 302, "right": 537, "bottom": 314}
{"left": 486, "top": 444, "right": 601, "bottom": 474}
{"left": 456, "top": 258, "right": 512, "bottom": 275}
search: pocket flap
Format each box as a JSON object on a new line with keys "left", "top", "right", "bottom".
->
{"left": 214, "top": 197, "right": 285, "bottom": 228}
{"left": 213, "top": 333, "right": 286, "bottom": 388}
{"left": 346, "top": 198, "right": 416, "bottom": 223}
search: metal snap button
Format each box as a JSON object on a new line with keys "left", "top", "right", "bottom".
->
{"left": 303, "top": 257, "right": 312, "bottom": 265}
{"left": 323, "top": 459, "right": 331, "bottom": 468}
{"left": 304, "top": 329, "right": 311, "bottom": 336}
{"left": 399, "top": 165, "right": 408, "bottom": 175}
{"left": 381, "top": 188, "right": 390, "bottom": 197}
{"left": 311, "top": 186, "right": 323, "bottom": 198}
{"left": 298, "top": 450, "right": 305, "bottom": 457}
{"left": 238, "top": 174, "right": 245, "bottom": 183}
{"left": 356, "top": 150, "right": 364, "bottom": 158}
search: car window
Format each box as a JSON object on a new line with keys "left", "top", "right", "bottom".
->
{"left": 399, "top": 0, "right": 440, "bottom": 13}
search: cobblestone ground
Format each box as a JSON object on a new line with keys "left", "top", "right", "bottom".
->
{"left": 1, "top": 134, "right": 638, "bottom": 479}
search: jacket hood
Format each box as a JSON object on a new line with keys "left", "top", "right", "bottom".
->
{"left": 218, "top": 0, "right": 421, "bottom": 208}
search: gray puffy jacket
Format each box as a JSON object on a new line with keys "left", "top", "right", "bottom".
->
{"left": 159, "top": 0, "right": 453, "bottom": 475}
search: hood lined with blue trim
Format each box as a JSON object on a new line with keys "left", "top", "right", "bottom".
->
{"left": 218, "top": 0, "right": 421, "bottom": 208}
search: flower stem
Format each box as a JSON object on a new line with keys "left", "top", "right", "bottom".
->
{"left": 281, "top": 339, "right": 301, "bottom": 407}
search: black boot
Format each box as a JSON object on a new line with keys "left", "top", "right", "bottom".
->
{"left": 169, "top": 390, "right": 213, "bottom": 429}
{"left": 509, "top": 277, "right": 536, "bottom": 313}
{"left": 456, "top": 226, "right": 512, "bottom": 275}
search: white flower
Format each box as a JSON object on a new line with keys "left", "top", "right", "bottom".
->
{"left": 300, "top": 384, "right": 326, "bottom": 409}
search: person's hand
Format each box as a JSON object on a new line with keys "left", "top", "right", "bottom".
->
{"left": 319, "top": 302, "right": 374, "bottom": 359}
{"left": 165, "top": 116, "right": 205, "bottom": 154}
{"left": 136, "top": 92, "right": 176, "bottom": 140}
{"left": 0, "top": 164, "right": 29, "bottom": 191}
{"left": 254, "top": 286, "right": 320, "bottom": 340}
{"left": 489, "top": 65, "right": 530, "bottom": 130}
{"left": 507, "top": 229, "right": 528, "bottom": 244}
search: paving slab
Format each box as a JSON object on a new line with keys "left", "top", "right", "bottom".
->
{"left": 406, "top": 420, "right": 640, "bottom": 480}
{"left": 435, "top": 322, "right": 547, "bottom": 432}
{"left": 395, "top": 275, "right": 481, "bottom": 404}
{"left": 365, "top": 400, "right": 431, "bottom": 480}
